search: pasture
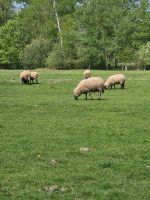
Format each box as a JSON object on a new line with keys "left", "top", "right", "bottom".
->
{"left": 0, "top": 69, "right": 150, "bottom": 200}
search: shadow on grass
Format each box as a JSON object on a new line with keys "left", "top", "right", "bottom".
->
{"left": 106, "top": 87, "right": 126, "bottom": 90}
{"left": 75, "top": 98, "right": 108, "bottom": 101}
{"left": 28, "top": 82, "right": 42, "bottom": 85}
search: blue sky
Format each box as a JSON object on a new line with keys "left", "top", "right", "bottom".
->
{"left": 13, "top": 1, "right": 26, "bottom": 12}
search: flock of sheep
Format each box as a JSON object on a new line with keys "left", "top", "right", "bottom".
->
{"left": 20, "top": 69, "right": 125, "bottom": 100}
{"left": 20, "top": 70, "right": 39, "bottom": 84}
{"left": 73, "top": 69, "right": 125, "bottom": 100}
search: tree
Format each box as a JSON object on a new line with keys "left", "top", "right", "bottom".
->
{"left": 131, "top": 0, "right": 150, "bottom": 47}
{"left": 52, "top": 0, "right": 65, "bottom": 58}
{"left": 0, "top": 16, "right": 30, "bottom": 68}
{"left": 135, "top": 42, "right": 150, "bottom": 70}
{"left": 74, "top": 0, "right": 150, "bottom": 69}
{"left": 46, "top": 0, "right": 79, "bottom": 68}
{"left": 1, "top": 0, "right": 150, "bottom": 69}
{"left": 46, "top": 43, "right": 65, "bottom": 69}
{"left": 0, "top": 0, "right": 15, "bottom": 26}
{"left": 75, "top": 0, "right": 135, "bottom": 69}
{"left": 15, "top": 0, "right": 30, "bottom": 4}
{"left": 20, "top": 0, "right": 56, "bottom": 39}
{"left": 20, "top": 38, "right": 51, "bottom": 68}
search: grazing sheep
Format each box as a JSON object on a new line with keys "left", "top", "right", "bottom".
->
{"left": 105, "top": 74, "right": 125, "bottom": 89}
{"left": 20, "top": 70, "right": 31, "bottom": 84}
{"left": 30, "top": 71, "right": 39, "bottom": 84}
{"left": 83, "top": 69, "right": 91, "bottom": 79}
{"left": 73, "top": 77, "right": 105, "bottom": 100}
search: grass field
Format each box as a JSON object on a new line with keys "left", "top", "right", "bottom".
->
{"left": 0, "top": 69, "right": 150, "bottom": 200}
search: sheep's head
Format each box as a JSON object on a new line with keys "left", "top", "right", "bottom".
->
{"left": 73, "top": 88, "right": 80, "bottom": 100}
{"left": 104, "top": 81, "right": 109, "bottom": 89}
{"left": 74, "top": 95, "right": 78, "bottom": 100}
{"left": 73, "top": 92, "right": 79, "bottom": 100}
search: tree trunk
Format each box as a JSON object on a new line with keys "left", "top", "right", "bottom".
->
{"left": 113, "top": 56, "right": 117, "bottom": 70}
{"left": 105, "top": 51, "right": 109, "bottom": 70}
{"left": 53, "top": 0, "right": 65, "bottom": 59}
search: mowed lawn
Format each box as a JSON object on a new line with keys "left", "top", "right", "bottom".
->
{"left": 0, "top": 69, "right": 149, "bottom": 200}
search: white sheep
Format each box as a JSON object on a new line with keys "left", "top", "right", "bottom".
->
{"left": 105, "top": 74, "right": 125, "bottom": 89}
{"left": 20, "top": 70, "right": 31, "bottom": 84}
{"left": 83, "top": 69, "right": 91, "bottom": 79}
{"left": 73, "top": 77, "right": 105, "bottom": 100}
{"left": 30, "top": 71, "right": 39, "bottom": 84}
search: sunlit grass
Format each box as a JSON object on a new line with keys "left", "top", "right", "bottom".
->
{"left": 0, "top": 69, "right": 149, "bottom": 200}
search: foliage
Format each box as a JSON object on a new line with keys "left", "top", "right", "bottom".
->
{"left": 75, "top": 0, "right": 136, "bottom": 69}
{"left": 131, "top": 0, "right": 150, "bottom": 47}
{"left": 20, "top": 0, "right": 57, "bottom": 40}
{"left": 46, "top": 43, "right": 65, "bottom": 69}
{"left": 46, "top": 12, "right": 78, "bottom": 69}
{"left": 20, "top": 38, "right": 51, "bottom": 68}
{"left": 0, "top": 16, "right": 30, "bottom": 68}
{"left": 135, "top": 42, "right": 150, "bottom": 69}
{"left": 62, "top": 15, "right": 78, "bottom": 69}
{"left": 0, "top": 0, "right": 150, "bottom": 69}
{"left": 15, "top": 0, "right": 30, "bottom": 3}
{"left": 0, "top": 0, "right": 15, "bottom": 26}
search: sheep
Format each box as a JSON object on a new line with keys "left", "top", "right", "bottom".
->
{"left": 105, "top": 74, "right": 125, "bottom": 89}
{"left": 83, "top": 69, "right": 91, "bottom": 79}
{"left": 73, "top": 77, "right": 105, "bottom": 100}
{"left": 20, "top": 70, "right": 31, "bottom": 84}
{"left": 30, "top": 71, "right": 39, "bottom": 84}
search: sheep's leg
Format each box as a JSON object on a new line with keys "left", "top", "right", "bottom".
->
{"left": 28, "top": 78, "right": 31, "bottom": 84}
{"left": 121, "top": 81, "right": 125, "bottom": 89}
{"left": 85, "top": 92, "right": 87, "bottom": 100}
{"left": 99, "top": 91, "right": 101, "bottom": 99}
{"left": 24, "top": 79, "right": 28, "bottom": 84}
{"left": 89, "top": 92, "right": 93, "bottom": 100}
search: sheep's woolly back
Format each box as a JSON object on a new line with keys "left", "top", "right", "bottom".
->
{"left": 83, "top": 69, "right": 91, "bottom": 79}
{"left": 74, "top": 77, "right": 104, "bottom": 97}
{"left": 105, "top": 74, "right": 125, "bottom": 87}
{"left": 20, "top": 70, "right": 31, "bottom": 80}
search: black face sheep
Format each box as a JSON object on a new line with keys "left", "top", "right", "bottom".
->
{"left": 105, "top": 74, "right": 125, "bottom": 89}
{"left": 30, "top": 72, "right": 39, "bottom": 84}
{"left": 73, "top": 77, "right": 105, "bottom": 100}
{"left": 20, "top": 70, "right": 31, "bottom": 84}
{"left": 83, "top": 69, "right": 91, "bottom": 79}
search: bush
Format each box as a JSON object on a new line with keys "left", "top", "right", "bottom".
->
{"left": 20, "top": 38, "right": 51, "bottom": 69}
{"left": 135, "top": 42, "right": 150, "bottom": 69}
{"left": 46, "top": 44, "right": 65, "bottom": 69}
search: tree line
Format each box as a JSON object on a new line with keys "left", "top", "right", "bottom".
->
{"left": 0, "top": 0, "right": 150, "bottom": 70}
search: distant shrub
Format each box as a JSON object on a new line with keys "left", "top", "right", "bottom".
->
{"left": 46, "top": 44, "right": 65, "bottom": 69}
{"left": 135, "top": 42, "right": 150, "bottom": 70}
{"left": 20, "top": 38, "right": 51, "bottom": 69}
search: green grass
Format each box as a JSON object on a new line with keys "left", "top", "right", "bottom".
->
{"left": 0, "top": 69, "right": 150, "bottom": 200}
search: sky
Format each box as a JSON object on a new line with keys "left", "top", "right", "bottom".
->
{"left": 13, "top": 1, "right": 27, "bottom": 12}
